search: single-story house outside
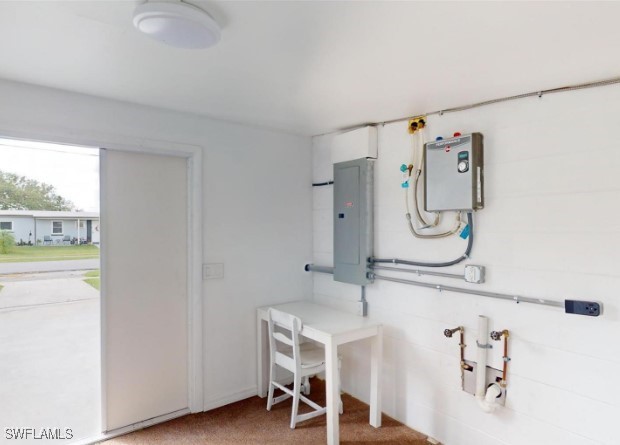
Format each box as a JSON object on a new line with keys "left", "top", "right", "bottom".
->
{"left": 0, "top": 210, "right": 100, "bottom": 245}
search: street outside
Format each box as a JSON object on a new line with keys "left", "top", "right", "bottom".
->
{"left": 0, "top": 257, "right": 101, "bottom": 443}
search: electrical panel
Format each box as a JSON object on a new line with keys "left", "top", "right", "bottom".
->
{"left": 333, "top": 158, "right": 374, "bottom": 285}
{"left": 424, "top": 133, "right": 484, "bottom": 212}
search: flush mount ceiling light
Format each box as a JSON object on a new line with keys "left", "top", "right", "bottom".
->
{"left": 133, "top": 1, "right": 221, "bottom": 49}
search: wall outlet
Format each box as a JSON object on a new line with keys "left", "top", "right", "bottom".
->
{"left": 203, "top": 263, "right": 224, "bottom": 280}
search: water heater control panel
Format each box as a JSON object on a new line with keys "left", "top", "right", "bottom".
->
{"left": 424, "top": 133, "right": 484, "bottom": 212}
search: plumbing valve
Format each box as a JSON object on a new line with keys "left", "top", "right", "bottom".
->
{"left": 444, "top": 326, "right": 463, "bottom": 338}
{"left": 490, "top": 330, "right": 509, "bottom": 341}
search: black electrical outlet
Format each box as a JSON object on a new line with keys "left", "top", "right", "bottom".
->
{"left": 565, "top": 300, "right": 601, "bottom": 317}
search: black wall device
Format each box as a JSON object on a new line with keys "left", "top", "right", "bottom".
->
{"left": 564, "top": 300, "right": 601, "bottom": 317}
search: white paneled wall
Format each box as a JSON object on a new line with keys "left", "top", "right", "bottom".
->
{"left": 0, "top": 79, "right": 313, "bottom": 414}
{"left": 312, "top": 86, "right": 620, "bottom": 445}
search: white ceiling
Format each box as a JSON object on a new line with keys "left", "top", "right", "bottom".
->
{"left": 1, "top": 1, "right": 619, "bottom": 135}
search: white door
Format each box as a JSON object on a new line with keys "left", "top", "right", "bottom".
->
{"left": 100, "top": 149, "right": 188, "bottom": 432}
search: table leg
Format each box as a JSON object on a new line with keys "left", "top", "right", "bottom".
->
{"left": 325, "top": 340, "right": 340, "bottom": 445}
{"left": 370, "top": 326, "right": 383, "bottom": 427}
{"left": 256, "top": 313, "right": 267, "bottom": 398}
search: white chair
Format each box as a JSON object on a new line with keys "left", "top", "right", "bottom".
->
{"left": 266, "top": 308, "right": 343, "bottom": 429}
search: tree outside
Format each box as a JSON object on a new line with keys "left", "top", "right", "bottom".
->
{"left": 0, "top": 170, "right": 76, "bottom": 211}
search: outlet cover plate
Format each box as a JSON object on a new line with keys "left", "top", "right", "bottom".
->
{"left": 203, "top": 263, "right": 224, "bottom": 280}
{"left": 464, "top": 265, "right": 485, "bottom": 283}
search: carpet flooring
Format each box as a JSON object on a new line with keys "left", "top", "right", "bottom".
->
{"left": 102, "top": 378, "right": 429, "bottom": 445}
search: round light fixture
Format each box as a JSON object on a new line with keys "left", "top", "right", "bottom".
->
{"left": 133, "top": 1, "right": 221, "bottom": 49}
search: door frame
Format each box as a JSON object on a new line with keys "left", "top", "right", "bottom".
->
{"left": 0, "top": 130, "right": 204, "bottom": 434}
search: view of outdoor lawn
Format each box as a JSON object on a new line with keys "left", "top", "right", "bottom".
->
{"left": 0, "top": 245, "right": 100, "bottom": 263}
{"left": 0, "top": 139, "right": 101, "bottom": 443}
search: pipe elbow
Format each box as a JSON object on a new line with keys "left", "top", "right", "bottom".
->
{"left": 476, "top": 383, "right": 502, "bottom": 413}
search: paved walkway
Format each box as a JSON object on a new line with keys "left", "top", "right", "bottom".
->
{"left": 0, "top": 258, "right": 100, "bottom": 275}
{"left": 0, "top": 274, "right": 100, "bottom": 443}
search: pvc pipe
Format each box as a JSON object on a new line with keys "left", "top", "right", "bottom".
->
{"left": 475, "top": 316, "right": 488, "bottom": 400}
{"left": 478, "top": 383, "right": 502, "bottom": 413}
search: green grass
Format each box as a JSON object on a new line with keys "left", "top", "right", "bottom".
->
{"left": 83, "top": 278, "right": 100, "bottom": 290}
{"left": 0, "top": 245, "right": 99, "bottom": 263}
{"left": 84, "top": 269, "right": 100, "bottom": 278}
{"left": 0, "top": 284, "right": 3, "bottom": 293}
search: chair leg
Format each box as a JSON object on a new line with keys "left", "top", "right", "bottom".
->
{"left": 266, "top": 363, "right": 276, "bottom": 411}
{"left": 338, "top": 357, "right": 343, "bottom": 414}
{"left": 303, "top": 376, "right": 311, "bottom": 395}
{"left": 290, "top": 374, "right": 302, "bottom": 429}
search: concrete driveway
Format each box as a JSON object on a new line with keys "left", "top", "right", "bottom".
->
{"left": 0, "top": 258, "right": 100, "bottom": 275}
{"left": 0, "top": 272, "right": 100, "bottom": 444}
{"left": 0, "top": 271, "right": 99, "bottom": 309}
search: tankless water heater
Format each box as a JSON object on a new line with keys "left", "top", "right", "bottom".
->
{"left": 424, "top": 133, "right": 484, "bottom": 212}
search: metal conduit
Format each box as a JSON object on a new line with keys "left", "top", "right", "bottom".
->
{"left": 314, "top": 76, "right": 620, "bottom": 137}
{"left": 304, "top": 264, "right": 564, "bottom": 309}
{"left": 369, "top": 273, "right": 565, "bottom": 309}
{"left": 304, "top": 264, "right": 334, "bottom": 274}
{"left": 369, "top": 265, "right": 463, "bottom": 280}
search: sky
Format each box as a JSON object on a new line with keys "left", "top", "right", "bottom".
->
{"left": 0, "top": 138, "right": 99, "bottom": 212}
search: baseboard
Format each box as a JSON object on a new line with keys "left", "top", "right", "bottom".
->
{"left": 203, "top": 386, "right": 258, "bottom": 411}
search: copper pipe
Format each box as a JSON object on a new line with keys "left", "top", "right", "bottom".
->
{"left": 444, "top": 326, "right": 470, "bottom": 389}
{"left": 501, "top": 330, "right": 510, "bottom": 388}
{"left": 490, "top": 329, "right": 511, "bottom": 388}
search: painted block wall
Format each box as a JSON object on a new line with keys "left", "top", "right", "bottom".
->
{"left": 0, "top": 79, "right": 313, "bottom": 413}
{"left": 35, "top": 219, "right": 87, "bottom": 242}
{"left": 312, "top": 86, "right": 620, "bottom": 445}
{"left": 0, "top": 215, "right": 33, "bottom": 244}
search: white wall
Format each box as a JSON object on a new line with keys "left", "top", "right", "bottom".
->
{"left": 0, "top": 79, "right": 313, "bottom": 412}
{"left": 312, "top": 86, "right": 620, "bottom": 445}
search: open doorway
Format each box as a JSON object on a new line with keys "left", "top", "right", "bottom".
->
{"left": 0, "top": 138, "right": 100, "bottom": 443}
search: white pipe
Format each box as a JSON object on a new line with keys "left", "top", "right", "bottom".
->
{"left": 475, "top": 315, "right": 488, "bottom": 399}
{"left": 478, "top": 383, "right": 502, "bottom": 413}
{"left": 476, "top": 315, "right": 501, "bottom": 413}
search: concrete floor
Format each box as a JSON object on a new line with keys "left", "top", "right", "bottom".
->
{"left": 0, "top": 274, "right": 100, "bottom": 444}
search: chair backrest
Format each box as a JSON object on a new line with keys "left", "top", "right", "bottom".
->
{"left": 267, "top": 308, "right": 302, "bottom": 372}
{"left": 44, "top": 236, "right": 51, "bottom": 241}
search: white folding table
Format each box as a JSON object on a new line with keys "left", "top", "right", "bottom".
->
{"left": 256, "top": 301, "right": 383, "bottom": 445}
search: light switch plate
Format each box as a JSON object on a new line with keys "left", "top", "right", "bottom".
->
{"left": 203, "top": 263, "right": 224, "bottom": 280}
